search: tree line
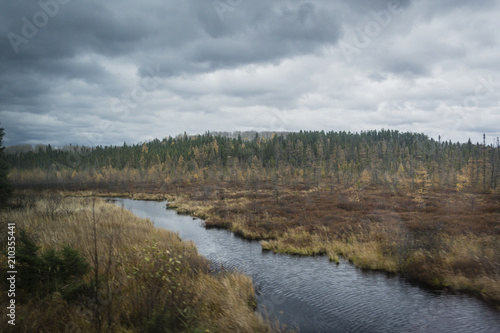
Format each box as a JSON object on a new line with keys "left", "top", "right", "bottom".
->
{"left": 6, "top": 130, "right": 500, "bottom": 192}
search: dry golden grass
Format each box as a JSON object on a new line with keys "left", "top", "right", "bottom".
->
{"left": 165, "top": 194, "right": 213, "bottom": 220}
{"left": 149, "top": 185, "right": 500, "bottom": 306}
{"left": 327, "top": 240, "right": 399, "bottom": 272}
{"left": 13, "top": 185, "right": 499, "bottom": 307}
{"left": 261, "top": 228, "right": 327, "bottom": 256}
{"left": 438, "top": 235, "right": 500, "bottom": 302}
{"left": 0, "top": 193, "right": 276, "bottom": 332}
{"left": 66, "top": 190, "right": 168, "bottom": 201}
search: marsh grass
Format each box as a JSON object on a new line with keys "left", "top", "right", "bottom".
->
{"left": 0, "top": 193, "right": 277, "bottom": 332}
{"left": 17, "top": 185, "right": 499, "bottom": 307}
{"left": 156, "top": 185, "right": 500, "bottom": 306}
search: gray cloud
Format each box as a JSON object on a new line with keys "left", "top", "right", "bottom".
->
{"left": 1, "top": 0, "right": 499, "bottom": 147}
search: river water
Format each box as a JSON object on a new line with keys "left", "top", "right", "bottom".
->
{"left": 112, "top": 198, "right": 500, "bottom": 333}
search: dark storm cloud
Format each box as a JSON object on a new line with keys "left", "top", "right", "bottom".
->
{"left": 1, "top": 0, "right": 342, "bottom": 94}
{"left": 138, "top": 1, "right": 343, "bottom": 79}
{"left": 0, "top": 0, "right": 499, "bottom": 146}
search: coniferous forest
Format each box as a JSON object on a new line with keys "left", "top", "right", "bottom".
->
{"left": 3, "top": 130, "right": 500, "bottom": 328}
{"left": 6, "top": 130, "right": 500, "bottom": 193}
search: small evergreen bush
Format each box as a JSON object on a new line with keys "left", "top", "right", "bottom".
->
{"left": 15, "top": 228, "right": 91, "bottom": 301}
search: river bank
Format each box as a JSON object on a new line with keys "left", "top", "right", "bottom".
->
{"left": 166, "top": 185, "right": 500, "bottom": 307}
{"left": 57, "top": 184, "right": 500, "bottom": 308}
{"left": 0, "top": 192, "right": 278, "bottom": 332}
{"left": 112, "top": 197, "right": 500, "bottom": 332}
{"left": 16, "top": 182, "right": 500, "bottom": 308}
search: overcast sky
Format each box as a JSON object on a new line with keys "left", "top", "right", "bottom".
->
{"left": 1, "top": 0, "right": 499, "bottom": 147}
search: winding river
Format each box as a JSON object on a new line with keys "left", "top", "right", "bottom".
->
{"left": 112, "top": 198, "right": 500, "bottom": 333}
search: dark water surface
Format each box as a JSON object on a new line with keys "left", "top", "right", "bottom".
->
{"left": 112, "top": 198, "right": 500, "bottom": 333}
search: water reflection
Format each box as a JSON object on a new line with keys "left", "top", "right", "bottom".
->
{"left": 112, "top": 198, "right": 500, "bottom": 333}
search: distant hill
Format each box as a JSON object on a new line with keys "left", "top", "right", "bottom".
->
{"left": 6, "top": 130, "right": 500, "bottom": 192}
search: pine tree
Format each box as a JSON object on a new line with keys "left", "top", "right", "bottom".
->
{"left": 0, "top": 125, "right": 12, "bottom": 208}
